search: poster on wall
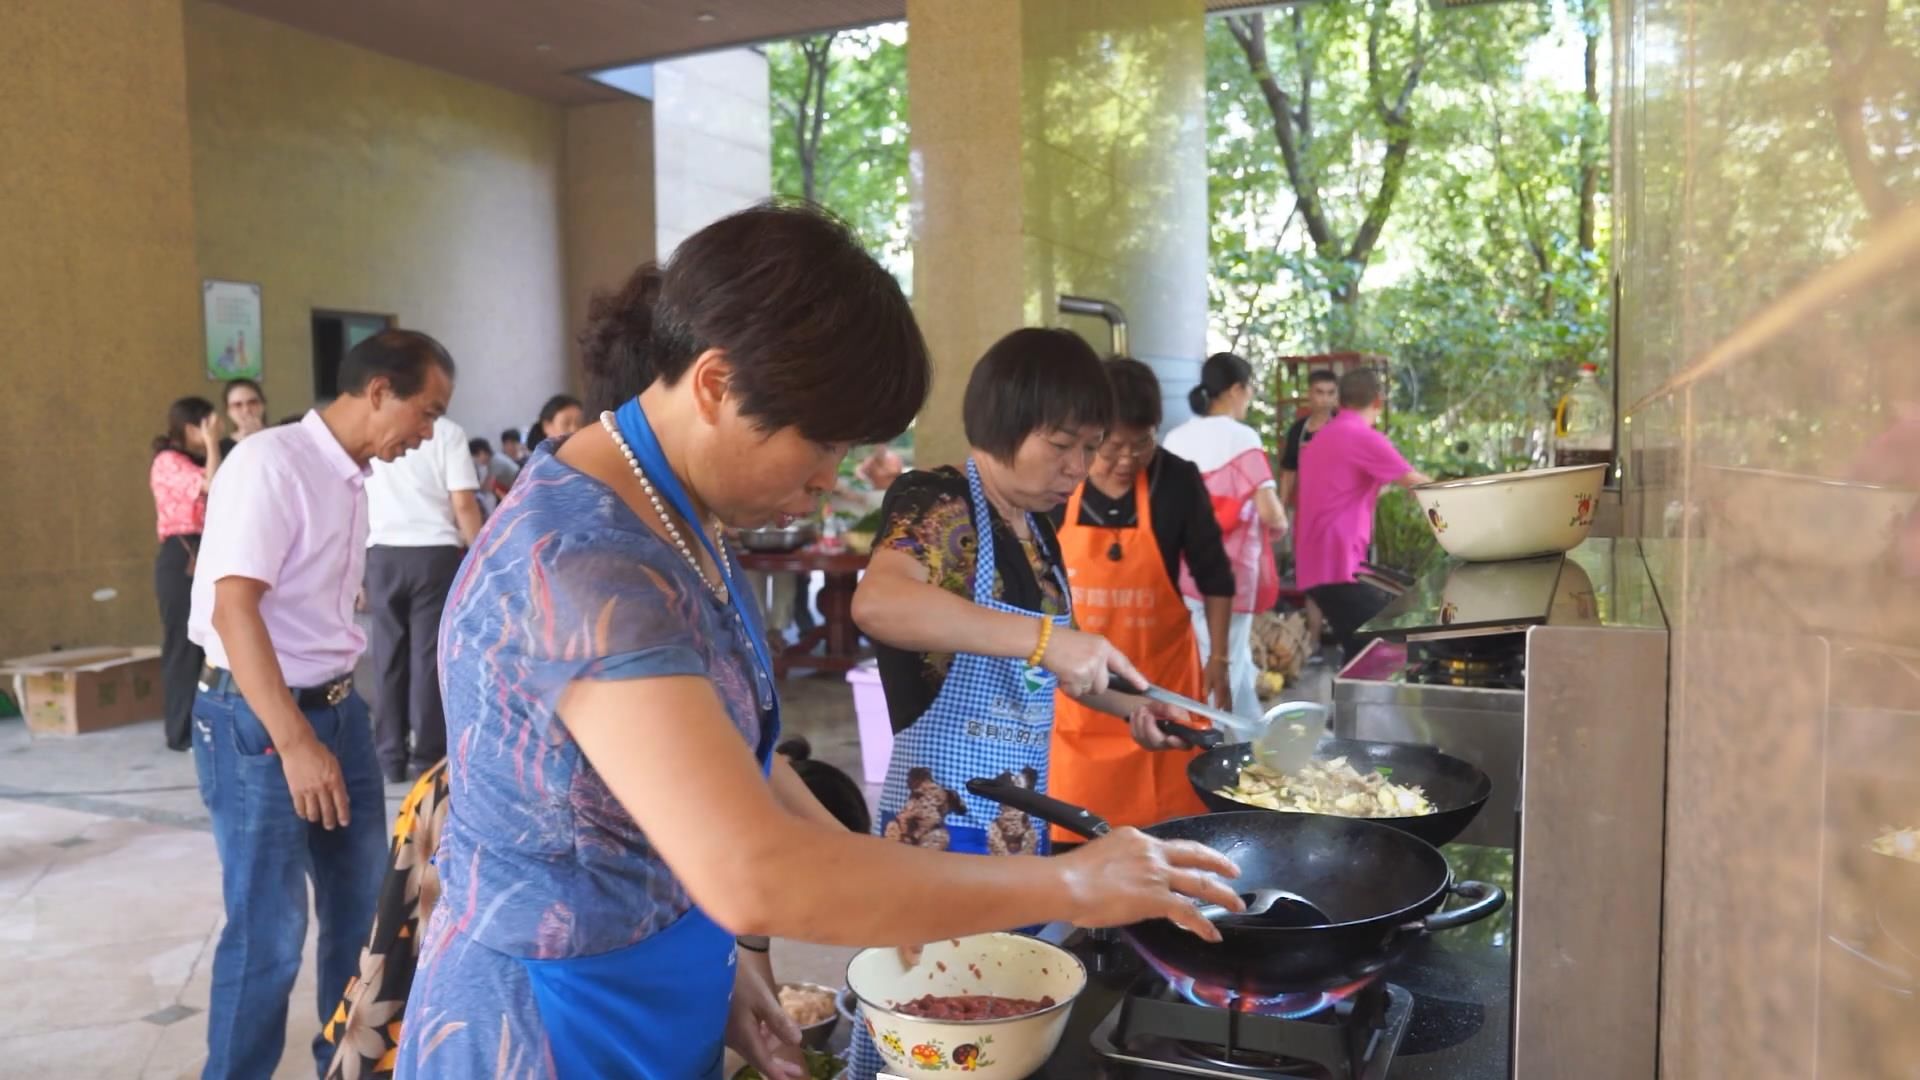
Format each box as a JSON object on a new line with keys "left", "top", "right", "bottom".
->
{"left": 203, "top": 280, "right": 262, "bottom": 381}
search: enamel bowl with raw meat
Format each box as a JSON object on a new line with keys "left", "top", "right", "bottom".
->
{"left": 846, "top": 932, "right": 1086, "bottom": 1078}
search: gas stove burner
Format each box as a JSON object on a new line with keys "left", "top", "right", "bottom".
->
{"left": 1132, "top": 936, "right": 1370, "bottom": 1020}
{"left": 1405, "top": 633, "right": 1527, "bottom": 689}
{"left": 1406, "top": 659, "right": 1525, "bottom": 690}
{"left": 1173, "top": 983, "right": 1351, "bottom": 1021}
{"left": 1092, "top": 977, "right": 1414, "bottom": 1079}
{"left": 1413, "top": 632, "right": 1526, "bottom": 662}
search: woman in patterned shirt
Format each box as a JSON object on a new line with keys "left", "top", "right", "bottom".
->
{"left": 149, "top": 396, "right": 221, "bottom": 751}
{"left": 392, "top": 205, "right": 1242, "bottom": 1080}
{"left": 841, "top": 330, "right": 1214, "bottom": 1079}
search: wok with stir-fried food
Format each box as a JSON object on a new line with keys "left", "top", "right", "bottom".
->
{"left": 1219, "top": 756, "right": 1436, "bottom": 818}
{"left": 1187, "top": 736, "right": 1494, "bottom": 846}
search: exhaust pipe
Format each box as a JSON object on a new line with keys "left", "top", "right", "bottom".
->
{"left": 1057, "top": 295, "right": 1129, "bottom": 358}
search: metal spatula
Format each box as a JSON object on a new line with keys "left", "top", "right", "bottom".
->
{"left": 1197, "top": 888, "right": 1329, "bottom": 926}
{"left": 1252, "top": 700, "right": 1329, "bottom": 777}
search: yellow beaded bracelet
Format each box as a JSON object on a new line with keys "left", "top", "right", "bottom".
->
{"left": 1026, "top": 617, "right": 1054, "bottom": 668}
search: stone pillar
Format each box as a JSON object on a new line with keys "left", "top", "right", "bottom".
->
{"left": 563, "top": 47, "right": 770, "bottom": 397}
{"left": 564, "top": 99, "right": 656, "bottom": 387}
{"left": 0, "top": 0, "right": 202, "bottom": 657}
{"left": 906, "top": 0, "right": 1208, "bottom": 466}
{"left": 653, "top": 49, "right": 773, "bottom": 257}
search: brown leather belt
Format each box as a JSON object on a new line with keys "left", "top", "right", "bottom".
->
{"left": 198, "top": 665, "right": 354, "bottom": 709}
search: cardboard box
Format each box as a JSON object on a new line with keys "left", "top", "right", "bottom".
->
{"left": 0, "top": 647, "right": 164, "bottom": 736}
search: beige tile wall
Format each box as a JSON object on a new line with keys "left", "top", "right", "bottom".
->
{"left": 653, "top": 49, "right": 773, "bottom": 259}
{"left": 1615, "top": 1, "right": 1920, "bottom": 1075}
{"left": 0, "top": 0, "right": 203, "bottom": 659}
{"left": 564, "top": 99, "right": 658, "bottom": 391}
{"left": 185, "top": 0, "right": 571, "bottom": 450}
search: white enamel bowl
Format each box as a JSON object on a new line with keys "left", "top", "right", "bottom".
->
{"left": 1412, "top": 464, "right": 1609, "bottom": 562}
{"left": 845, "top": 932, "right": 1087, "bottom": 1078}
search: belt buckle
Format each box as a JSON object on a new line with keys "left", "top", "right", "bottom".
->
{"left": 325, "top": 678, "right": 351, "bottom": 707}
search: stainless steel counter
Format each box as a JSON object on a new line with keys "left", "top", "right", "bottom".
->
{"left": 1331, "top": 538, "right": 1671, "bottom": 1079}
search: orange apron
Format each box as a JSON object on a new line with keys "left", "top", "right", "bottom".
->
{"left": 1049, "top": 470, "right": 1208, "bottom": 842}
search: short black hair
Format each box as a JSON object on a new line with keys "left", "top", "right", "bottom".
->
{"left": 580, "top": 200, "right": 929, "bottom": 445}
{"left": 1106, "top": 357, "right": 1163, "bottom": 431}
{"left": 223, "top": 378, "right": 264, "bottom": 409}
{"left": 538, "top": 395, "right": 582, "bottom": 424}
{"left": 500, "top": 428, "right": 522, "bottom": 445}
{"left": 1191, "top": 352, "right": 1254, "bottom": 414}
{"left": 338, "top": 329, "right": 455, "bottom": 398}
{"left": 963, "top": 328, "right": 1114, "bottom": 462}
{"left": 469, "top": 437, "right": 493, "bottom": 456}
{"left": 153, "top": 396, "right": 216, "bottom": 456}
{"left": 1308, "top": 368, "right": 1338, "bottom": 386}
{"left": 1339, "top": 367, "right": 1384, "bottom": 410}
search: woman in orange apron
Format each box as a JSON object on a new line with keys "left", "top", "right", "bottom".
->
{"left": 1051, "top": 358, "right": 1239, "bottom": 840}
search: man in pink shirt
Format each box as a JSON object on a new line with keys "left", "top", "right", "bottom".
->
{"left": 188, "top": 329, "right": 455, "bottom": 1079}
{"left": 1296, "top": 368, "right": 1430, "bottom": 658}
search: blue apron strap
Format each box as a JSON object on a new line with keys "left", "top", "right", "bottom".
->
{"left": 963, "top": 457, "right": 1072, "bottom": 615}
{"left": 614, "top": 398, "right": 779, "bottom": 768}
{"left": 962, "top": 458, "right": 1000, "bottom": 606}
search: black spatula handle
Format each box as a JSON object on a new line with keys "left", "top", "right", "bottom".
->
{"left": 966, "top": 774, "right": 1111, "bottom": 839}
{"left": 1156, "top": 718, "right": 1225, "bottom": 749}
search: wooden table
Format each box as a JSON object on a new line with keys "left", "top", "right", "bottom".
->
{"left": 735, "top": 547, "right": 871, "bottom": 678}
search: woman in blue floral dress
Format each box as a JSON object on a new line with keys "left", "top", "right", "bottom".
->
{"left": 394, "top": 204, "right": 1242, "bottom": 1080}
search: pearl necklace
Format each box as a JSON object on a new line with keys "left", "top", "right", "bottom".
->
{"left": 600, "top": 411, "right": 727, "bottom": 599}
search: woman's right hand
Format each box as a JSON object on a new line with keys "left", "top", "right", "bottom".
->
{"left": 1057, "top": 828, "right": 1244, "bottom": 942}
{"left": 1041, "top": 627, "right": 1147, "bottom": 698}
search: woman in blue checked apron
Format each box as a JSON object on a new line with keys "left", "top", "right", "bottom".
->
{"left": 849, "top": 329, "right": 1214, "bottom": 1080}
{"left": 395, "top": 212, "right": 1239, "bottom": 1080}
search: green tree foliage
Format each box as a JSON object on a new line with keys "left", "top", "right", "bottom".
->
{"left": 1211, "top": 7, "right": 1607, "bottom": 417}
{"left": 767, "top": 27, "right": 912, "bottom": 285}
{"left": 1207, "top": 1, "right": 1612, "bottom": 567}
{"left": 767, "top": 8, "right": 1624, "bottom": 567}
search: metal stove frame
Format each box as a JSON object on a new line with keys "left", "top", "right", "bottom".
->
{"left": 1334, "top": 538, "right": 1671, "bottom": 1079}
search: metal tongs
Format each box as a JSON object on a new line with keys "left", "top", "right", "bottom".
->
{"left": 1112, "top": 669, "right": 1327, "bottom": 775}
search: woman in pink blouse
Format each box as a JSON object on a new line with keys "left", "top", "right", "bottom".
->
{"left": 1162, "top": 353, "right": 1291, "bottom": 726}
{"left": 151, "top": 397, "right": 222, "bottom": 750}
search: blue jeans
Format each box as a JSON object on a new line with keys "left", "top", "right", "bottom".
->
{"left": 191, "top": 685, "right": 388, "bottom": 1080}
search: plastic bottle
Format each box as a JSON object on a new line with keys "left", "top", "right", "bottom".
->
{"left": 1553, "top": 363, "right": 1614, "bottom": 472}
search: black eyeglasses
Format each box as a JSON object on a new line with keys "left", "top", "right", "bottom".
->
{"left": 1096, "top": 434, "right": 1156, "bottom": 462}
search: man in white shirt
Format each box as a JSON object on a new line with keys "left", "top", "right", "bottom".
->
{"left": 364, "top": 415, "right": 482, "bottom": 782}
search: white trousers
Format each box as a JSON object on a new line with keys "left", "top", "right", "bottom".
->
{"left": 1185, "top": 599, "right": 1262, "bottom": 728}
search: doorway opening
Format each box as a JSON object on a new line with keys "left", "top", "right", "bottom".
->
{"left": 311, "top": 310, "right": 396, "bottom": 401}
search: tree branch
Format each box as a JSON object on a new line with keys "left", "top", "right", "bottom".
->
{"left": 1576, "top": 0, "right": 1601, "bottom": 255}
{"left": 815, "top": 142, "right": 907, "bottom": 195}
{"left": 1819, "top": 0, "right": 1901, "bottom": 222}
{"left": 1291, "top": 7, "right": 1313, "bottom": 156}
{"left": 1228, "top": 13, "right": 1340, "bottom": 259}
{"left": 1227, "top": 200, "right": 1303, "bottom": 356}
{"left": 1472, "top": 52, "right": 1551, "bottom": 292}
{"left": 790, "top": 33, "right": 839, "bottom": 202}
{"left": 1345, "top": 0, "right": 1428, "bottom": 280}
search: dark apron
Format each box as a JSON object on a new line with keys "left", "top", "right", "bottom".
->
{"left": 518, "top": 398, "right": 781, "bottom": 1079}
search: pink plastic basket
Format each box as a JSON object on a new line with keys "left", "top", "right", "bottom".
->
{"left": 845, "top": 661, "right": 893, "bottom": 786}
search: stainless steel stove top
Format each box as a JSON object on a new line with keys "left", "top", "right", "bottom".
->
{"left": 1024, "top": 845, "right": 1516, "bottom": 1078}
